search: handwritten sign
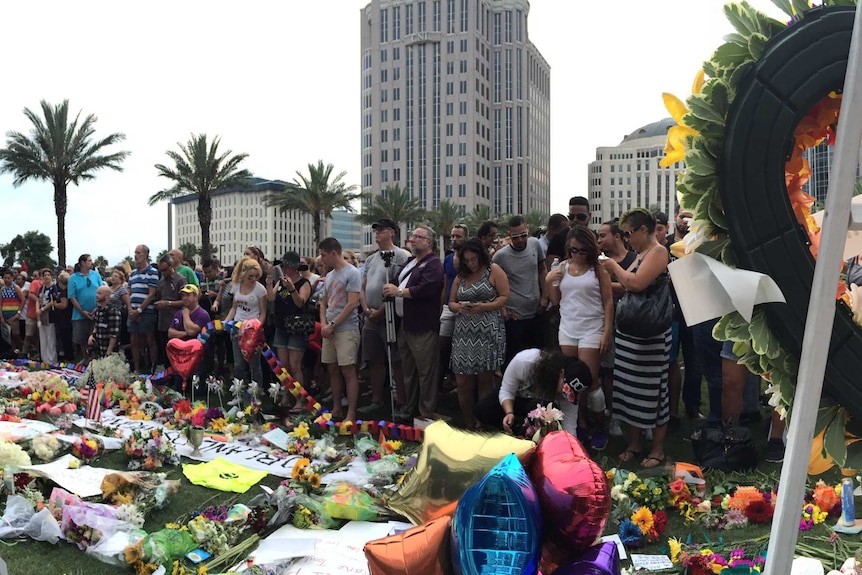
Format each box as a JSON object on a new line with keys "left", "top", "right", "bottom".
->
{"left": 23, "top": 454, "right": 115, "bottom": 498}
{"left": 630, "top": 554, "right": 674, "bottom": 571}
{"left": 0, "top": 419, "right": 56, "bottom": 441}
{"left": 94, "top": 412, "right": 301, "bottom": 478}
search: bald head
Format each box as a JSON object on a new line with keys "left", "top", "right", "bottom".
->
{"left": 96, "top": 285, "right": 112, "bottom": 305}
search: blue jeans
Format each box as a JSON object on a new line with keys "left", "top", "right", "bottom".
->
{"left": 691, "top": 318, "right": 723, "bottom": 422}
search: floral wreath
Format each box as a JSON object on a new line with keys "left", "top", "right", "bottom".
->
{"left": 664, "top": 0, "right": 857, "bottom": 469}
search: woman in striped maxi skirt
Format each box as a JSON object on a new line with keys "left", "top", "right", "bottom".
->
{"left": 600, "top": 208, "right": 671, "bottom": 469}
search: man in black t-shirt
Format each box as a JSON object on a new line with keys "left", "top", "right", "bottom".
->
{"left": 545, "top": 196, "right": 592, "bottom": 267}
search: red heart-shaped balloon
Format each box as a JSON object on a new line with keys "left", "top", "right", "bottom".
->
{"left": 166, "top": 338, "right": 205, "bottom": 379}
{"left": 239, "top": 318, "right": 265, "bottom": 361}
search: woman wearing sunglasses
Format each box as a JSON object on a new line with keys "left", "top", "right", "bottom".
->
{"left": 600, "top": 208, "right": 671, "bottom": 469}
{"left": 545, "top": 226, "right": 614, "bottom": 451}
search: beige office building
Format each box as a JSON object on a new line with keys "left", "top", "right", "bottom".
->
{"left": 359, "top": 0, "right": 551, "bottom": 245}
{"left": 170, "top": 178, "right": 325, "bottom": 266}
{"left": 587, "top": 118, "right": 685, "bottom": 226}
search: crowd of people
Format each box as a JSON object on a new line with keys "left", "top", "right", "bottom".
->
{"left": 0, "top": 198, "right": 788, "bottom": 466}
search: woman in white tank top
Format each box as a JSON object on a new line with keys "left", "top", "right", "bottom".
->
{"left": 545, "top": 226, "right": 614, "bottom": 448}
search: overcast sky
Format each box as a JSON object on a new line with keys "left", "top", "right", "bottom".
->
{"left": 0, "top": 0, "right": 786, "bottom": 265}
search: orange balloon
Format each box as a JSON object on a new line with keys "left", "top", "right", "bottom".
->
{"left": 364, "top": 515, "right": 452, "bottom": 575}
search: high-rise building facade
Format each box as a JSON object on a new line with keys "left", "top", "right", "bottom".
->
{"left": 359, "top": 0, "right": 550, "bottom": 246}
{"left": 170, "top": 177, "right": 344, "bottom": 265}
{"left": 587, "top": 118, "right": 685, "bottom": 226}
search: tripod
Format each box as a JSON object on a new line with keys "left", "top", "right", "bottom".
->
{"left": 381, "top": 250, "right": 400, "bottom": 421}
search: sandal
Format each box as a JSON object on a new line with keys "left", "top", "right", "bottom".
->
{"left": 618, "top": 449, "right": 641, "bottom": 462}
{"left": 641, "top": 454, "right": 666, "bottom": 469}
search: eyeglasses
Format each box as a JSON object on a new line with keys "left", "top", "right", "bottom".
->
{"left": 569, "top": 247, "right": 588, "bottom": 255}
{"left": 509, "top": 232, "right": 529, "bottom": 240}
{"left": 410, "top": 233, "right": 430, "bottom": 241}
{"left": 568, "top": 213, "right": 589, "bottom": 222}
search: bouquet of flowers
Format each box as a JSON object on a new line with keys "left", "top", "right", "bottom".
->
{"left": 31, "top": 434, "right": 62, "bottom": 462}
{"left": 0, "top": 438, "right": 32, "bottom": 468}
{"left": 282, "top": 422, "right": 316, "bottom": 457}
{"left": 71, "top": 434, "right": 104, "bottom": 463}
{"left": 101, "top": 471, "right": 179, "bottom": 515}
{"left": 123, "top": 428, "right": 180, "bottom": 471}
{"left": 524, "top": 403, "right": 563, "bottom": 442}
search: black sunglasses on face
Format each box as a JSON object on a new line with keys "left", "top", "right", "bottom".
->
{"left": 569, "top": 247, "right": 588, "bottom": 255}
{"left": 568, "top": 213, "right": 588, "bottom": 222}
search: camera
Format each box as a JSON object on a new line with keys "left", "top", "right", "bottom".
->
{"left": 380, "top": 250, "right": 395, "bottom": 266}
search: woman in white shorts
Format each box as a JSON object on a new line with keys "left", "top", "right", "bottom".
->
{"left": 545, "top": 225, "right": 614, "bottom": 449}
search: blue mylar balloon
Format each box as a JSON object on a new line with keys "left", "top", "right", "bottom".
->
{"left": 451, "top": 453, "right": 542, "bottom": 575}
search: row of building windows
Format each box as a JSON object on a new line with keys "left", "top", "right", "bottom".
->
{"left": 378, "top": 3, "right": 523, "bottom": 45}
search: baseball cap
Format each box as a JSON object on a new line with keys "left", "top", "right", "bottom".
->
{"left": 279, "top": 251, "right": 308, "bottom": 271}
{"left": 372, "top": 218, "right": 397, "bottom": 231}
{"left": 179, "top": 284, "right": 200, "bottom": 295}
{"left": 561, "top": 357, "right": 592, "bottom": 403}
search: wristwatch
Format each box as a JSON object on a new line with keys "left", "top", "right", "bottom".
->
{"left": 328, "top": 320, "right": 336, "bottom": 327}
{"left": 397, "top": 288, "right": 404, "bottom": 297}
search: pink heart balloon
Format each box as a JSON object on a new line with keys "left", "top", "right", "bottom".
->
{"left": 239, "top": 318, "right": 265, "bottom": 361}
{"left": 529, "top": 431, "right": 611, "bottom": 552}
{"left": 166, "top": 338, "right": 205, "bottom": 379}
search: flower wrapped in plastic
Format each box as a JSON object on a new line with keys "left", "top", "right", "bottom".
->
{"left": 291, "top": 494, "right": 336, "bottom": 529}
{"left": 524, "top": 402, "right": 563, "bottom": 442}
{"left": 101, "top": 471, "right": 180, "bottom": 515}
{"left": 319, "top": 482, "right": 389, "bottom": 521}
{"left": 0, "top": 438, "right": 32, "bottom": 468}
{"left": 123, "top": 428, "right": 180, "bottom": 470}
{"left": 30, "top": 434, "right": 63, "bottom": 462}
{"left": 71, "top": 434, "right": 104, "bottom": 463}
{"left": 355, "top": 433, "right": 384, "bottom": 462}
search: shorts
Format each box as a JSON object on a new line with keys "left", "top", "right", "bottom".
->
{"left": 273, "top": 327, "right": 309, "bottom": 352}
{"left": 321, "top": 329, "right": 360, "bottom": 367}
{"left": 720, "top": 339, "right": 738, "bottom": 361}
{"left": 24, "top": 316, "right": 38, "bottom": 337}
{"left": 72, "top": 319, "right": 94, "bottom": 346}
{"left": 127, "top": 313, "right": 157, "bottom": 333}
{"left": 558, "top": 330, "right": 602, "bottom": 349}
{"left": 669, "top": 321, "right": 681, "bottom": 363}
{"left": 2, "top": 316, "right": 20, "bottom": 336}
{"left": 361, "top": 319, "right": 400, "bottom": 364}
{"left": 439, "top": 304, "right": 456, "bottom": 337}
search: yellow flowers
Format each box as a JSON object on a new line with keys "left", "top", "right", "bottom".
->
{"left": 660, "top": 70, "right": 704, "bottom": 167}
{"left": 668, "top": 537, "right": 682, "bottom": 563}
{"left": 631, "top": 506, "right": 654, "bottom": 535}
{"left": 292, "top": 422, "right": 310, "bottom": 439}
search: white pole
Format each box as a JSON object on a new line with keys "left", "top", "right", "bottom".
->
{"left": 765, "top": 3, "right": 862, "bottom": 573}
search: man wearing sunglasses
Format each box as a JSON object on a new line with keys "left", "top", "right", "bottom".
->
{"left": 68, "top": 253, "right": 104, "bottom": 365}
{"left": 493, "top": 215, "right": 548, "bottom": 364}
{"left": 545, "top": 197, "right": 592, "bottom": 268}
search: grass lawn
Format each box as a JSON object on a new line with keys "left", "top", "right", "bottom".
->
{"left": 0, "top": 373, "right": 855, "bottom": 574}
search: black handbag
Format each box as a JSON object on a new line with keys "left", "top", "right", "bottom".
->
{"left": 691, "top": 424, "right": 759, "bottom": 472}
{"left": 286, "top": 314, "right": 315, "bottom": 335}
{"left": 616, "top": 273, "right": 673, "bottom": 338}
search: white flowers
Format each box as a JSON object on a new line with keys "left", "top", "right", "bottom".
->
{"left": 765, "top": 384, "right": 788, "bottom": 420}
{"left": 682, "top": 220, "right": 713, "bottom": 255}
{"left": 0, "top": 439, "right": 31, "bottom": 468}
{"left": 527, "top": 403, "right": 564, "bottom": 424}
{"left": 268, "top": 383, "right": 281, "bottom": 402}
{"left": 32, "top": 435, "right": 60, "bottom": 462}
{"left": 611, "top": 484, "right": 628, "bottom": 502}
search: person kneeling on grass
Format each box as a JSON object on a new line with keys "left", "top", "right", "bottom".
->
{"left": 474, "top": 348, "right": 591, "bottom": 437}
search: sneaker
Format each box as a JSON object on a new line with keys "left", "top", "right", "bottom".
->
{"left": 576, "top": 427, "right": 590, "bottom": 445}
{"left": 765, "top": 438, "right": 785, "bottom": 463}
{"left": 609, "top": 418, "right": 623, "bottom": 437}
{"left": 590, "top": 430, "right": 608, "bottom": 451}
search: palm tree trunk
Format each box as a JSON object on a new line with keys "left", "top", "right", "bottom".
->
{"left": 198, "top": 193, "right": 213, "bottom": 262}
{"left": 54, "top": 181, "right": 67, "bottom": 267}
{"left": 313, "top": 212, "right": 322, "bottom": 249}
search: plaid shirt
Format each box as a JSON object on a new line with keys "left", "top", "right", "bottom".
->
{"left": 92, "top": 304, "right": 122, "bottom": 357}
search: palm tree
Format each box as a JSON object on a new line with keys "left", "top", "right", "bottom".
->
{"left": 265, "top": 160, "right": 360, "bottom": 248}
{"left": 0, "top": 100, "right": 129, "bottom": 266}
{"left": 524, "top": 210, "right": 549, "bottom": 233}
{"left": 462, "top": 204, "right": 494, "bottom": 237}
{"left": 356, "top": 184, "right": 427, "bottom": 245}
{"left": 148, "top": 134, "right": 251, "bottom": 262}
{"left": 424, "top": 199, "right": 462, "bottom": 252}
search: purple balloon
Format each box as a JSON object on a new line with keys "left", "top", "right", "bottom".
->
{"left": 552, "top": 542, "right": 621, "bottom": 575}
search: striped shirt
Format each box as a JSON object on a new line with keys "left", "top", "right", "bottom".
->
{"left": 129, "top": 264, "right": 159, "bottom": 314}
{"left": 1, "top": 285, "right": 21, "bottom": 319}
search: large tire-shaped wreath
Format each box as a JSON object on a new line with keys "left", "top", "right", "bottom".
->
{"left": 720, "top": 6, "right": 862, "bottom": 413}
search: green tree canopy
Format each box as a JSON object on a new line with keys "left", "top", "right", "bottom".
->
{"left": 264, "top": 160, "right": 361, "bottom": 248}
{"left": 1, "top": 231, "right": 56, "bottom": 270}
{"left": 423, "top": 199, "right": 463, "bottom": 252}
{"left": 148, "top": 134, "right": 252, "bottom": 262}
{"left": 356, "top": 184, "right": 427, "bottom": 245}
{"left": 0, "top": 100, "right": 130, "bottom": 266}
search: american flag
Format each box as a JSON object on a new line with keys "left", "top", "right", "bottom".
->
{"left": 80, "top": 371, "right": 104, "bottom": 422}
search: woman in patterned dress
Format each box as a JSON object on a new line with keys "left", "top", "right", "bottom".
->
{"left": 448, "top": 239, "right": 509, "bottom": 429}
